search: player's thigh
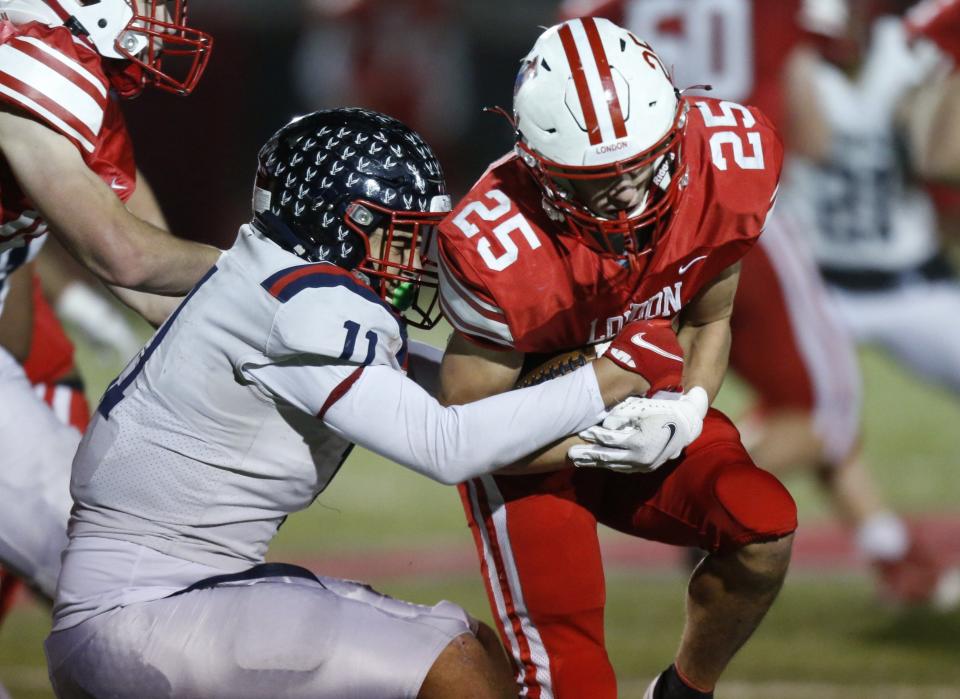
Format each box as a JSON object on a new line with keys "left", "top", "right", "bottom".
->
{"left": 596, "top": 410, "right": 798, "bottom": 552}
{"left": 45, "top": 575, "right": 475, "bottom": 699}
{"left": 871, "top": 281, "right": 960, "bottom": 391}
{"left": 0, "top": 348, "right": 79, "bottom": 596}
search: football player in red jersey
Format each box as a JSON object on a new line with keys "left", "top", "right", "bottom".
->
{"left": 0, "top": 0, "right": 215, "bottom": 615}
{"left": 437, "top": 18, "right": 797, "bottom": 699}
{"left": 566, "top": 0, "right": 960, "bottom": 609}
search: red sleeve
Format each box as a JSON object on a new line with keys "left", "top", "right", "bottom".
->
{"left": 22, "top": 273, "right": 75, "bottom": 385}
{"left": 0, "top": 21, "right": 110, "bottom": 154}
{"left": 907, "top": 0, "right": 960, "bottom": 65}
{"left": 436, "top": 221, "right": 515, "bottom": 349}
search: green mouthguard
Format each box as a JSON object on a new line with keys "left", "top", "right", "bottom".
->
{"left": 390, "top": 281, "right": 415, "bottom": 310}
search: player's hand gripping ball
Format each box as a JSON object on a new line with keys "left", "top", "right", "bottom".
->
{"left": 567, "top": 319, "right": 708, "bottom": 473}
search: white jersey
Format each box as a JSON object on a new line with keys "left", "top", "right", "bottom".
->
{"left": 56, "top": 224, "right": 607, "bottom": 629}
{"left": 784, "top": 17, "right": 942, "bottom": 272}
{"left": 69, "top": 225, "right": 406, "bottom": 570}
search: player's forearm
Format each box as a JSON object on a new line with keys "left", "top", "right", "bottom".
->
{"left": 67, "top": 217, "right": 220, "bottom": 295}
{"left": 325, "top": 363, "right": 610, "bottom": 485}
{"left": 1, "top": 112, "right": 218, "bottom": 295}
{"left": 906, "top": 72, "right": 960, "bottom": 182}
{"left": 784, "top": 47, "right": 833, "bottom": 162}
{"left": 677, "top": 318, "right": 731, "bottom": 404}
{"left": 495, "top": 435, "right": 581, "bottom": 474}
{"left": 0, "top": 263, "right": 34, "bottom": 361}
{"left": 106, "top": 285, "right": 182, "bottom": 328}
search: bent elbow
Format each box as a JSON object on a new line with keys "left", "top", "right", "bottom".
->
{"left": 95, "top": 236, "right": 151, "bottom": 290}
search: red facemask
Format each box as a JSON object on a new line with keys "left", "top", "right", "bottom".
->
{"left": 346, "top": 200, "right": 446, "bottom": 329}
{"left": 517, "top": 101, "right": 688, "bottom": 256}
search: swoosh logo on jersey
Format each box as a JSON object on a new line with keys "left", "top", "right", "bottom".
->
{"left": 109, "top": 178, "right": 128, "bottom": 192}
{"left": 678, "top": 255, "right": 708, "bottom": 274}
{"left": 630, "top": 333, "right": 684, "bottom": 362}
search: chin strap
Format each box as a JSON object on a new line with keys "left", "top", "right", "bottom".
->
{"left": 252, "top": 213, "right": 315, "bottom": 261}
{"left": 42, "top": 0, "right": 87, "bottom": 36}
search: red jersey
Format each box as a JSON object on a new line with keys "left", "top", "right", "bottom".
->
{"left": 906, "top": 0, "right": 960, "bottom": 64}
{"left": 438, "top": 96, "right": 782, "bottom": 354}
{"left": 22, "top": 273, "right": 75, "bottom": 385}
{"left": 0, "top": 21, "right": 136, "bottom": 307}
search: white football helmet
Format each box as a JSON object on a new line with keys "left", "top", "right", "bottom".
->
{"left": 798, "top": 0, "right": 850, "bottom": 37}
{"left": 0, "top": 0, "right": 212, "bottom": 95}
{"left": 513, "top": 17, "right": 687, "bottom": 254}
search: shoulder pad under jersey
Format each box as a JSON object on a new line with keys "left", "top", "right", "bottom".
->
{"left": 0, "top": 22, "right": 110, "bottom": 153}
{"left": 260, "top": 263, "right": 408, "bottom": 368}
{"left": 684, "top": 97, "right": 784, "bottom": 227}
{"left": 438, "top": 158, "right": 561, "bottom": 348}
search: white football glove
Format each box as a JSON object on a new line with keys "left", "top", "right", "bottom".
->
{"left": 567, "top": 387, "right": 709, "bottom": 473}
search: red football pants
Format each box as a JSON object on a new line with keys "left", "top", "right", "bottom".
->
{"left": 459, "top": 410, "right": 797, "bottom": 699}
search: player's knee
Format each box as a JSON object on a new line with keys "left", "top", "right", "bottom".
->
{"left": 736, "top": 534, "right": 794, "bottom": 587}
{"left": 714, "top": 463, "right": 798, "bottom": 540}
{"left": 418, "top": 632, "right": 513, "bottom": 699}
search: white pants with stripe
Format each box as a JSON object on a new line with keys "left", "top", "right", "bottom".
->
{"left": 828, "top": 279, "right": 960, "bottom": 394}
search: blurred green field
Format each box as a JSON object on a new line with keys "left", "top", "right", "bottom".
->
{"left": 1, "top": 323, "right": 958, "bottom": 698}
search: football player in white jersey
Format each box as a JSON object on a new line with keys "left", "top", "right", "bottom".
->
{"left": 0, "top": 0, "right": 218, "bottom": 611}
{"left": 784, "top": 0, "right": 960, "bottom": 395}
{"left": 44, "top": 108, "right": 677, "bottom": 699}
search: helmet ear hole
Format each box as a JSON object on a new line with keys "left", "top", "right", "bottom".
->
{"left": 347, "top": 203, "right": 376, "bottom": 229}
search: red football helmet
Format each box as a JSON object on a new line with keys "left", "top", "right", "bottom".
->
{"left": 4, "top": 0, "right": 212, "bottom": 95}
{"left": 513, "top": 17, "right": 688, "bottom": 255}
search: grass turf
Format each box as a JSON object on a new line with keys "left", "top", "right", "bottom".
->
{"left": 1, "top": 325, "right": 957, "bottom": 697}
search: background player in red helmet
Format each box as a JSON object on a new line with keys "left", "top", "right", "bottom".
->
{"left": 438, "top": 18, "right": 797, "bottom": 699}
{"left": 0, "top": 0, "right": 216, "bottom": 649}
{"left": 567, "top": 0, "right": 960, "bottom": 609}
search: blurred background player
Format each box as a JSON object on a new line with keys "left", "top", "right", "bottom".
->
{"left": 568, "top": 0, "right": 960, "bottom": 607}
{"left": 293, "top": 0, "right": 471, "bottom": 177}
{"left": 45, "top": 108, "right": 673, "bottom": 699}
{"left": 35, "top": 239, "right": 143, "bottom": 364}
{"left": 0, "top": 0, "right": 216, "bottom": 640}
{"left": 784, "top": 0, "right": 960, "bottom": 392}
{"left": 438, "top": 18, "right": 796, "bottom": 699}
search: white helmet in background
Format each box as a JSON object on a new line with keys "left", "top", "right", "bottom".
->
{"left": 798, "top": 0, "right": 851, "bottom": 37}
{"left": 0, "top": 0, "right": 212, "bottom": 95}
{"left": 513, "top": 17, "right": 687, "bottom": 254}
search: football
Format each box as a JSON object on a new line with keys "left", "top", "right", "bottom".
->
{"left": 515, "top": 342, "right": 610, "bottom": 388}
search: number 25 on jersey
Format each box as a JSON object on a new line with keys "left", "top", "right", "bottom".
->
{"left": 695, "top": 101, "right": 765, "bottom": 171}
{"left": 452, "top": 190, "right": 541, "bottom": 272}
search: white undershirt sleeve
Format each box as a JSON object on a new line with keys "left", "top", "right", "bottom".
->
{"left": 322, "top": 364, "right": 606, "bottom": 484}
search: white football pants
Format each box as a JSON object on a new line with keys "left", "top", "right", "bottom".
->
{"left": 46, "top": 568, "right": 476, "bottom": 699}
{"left": 829, "top": 279, "right": 960, "bottom": 394}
